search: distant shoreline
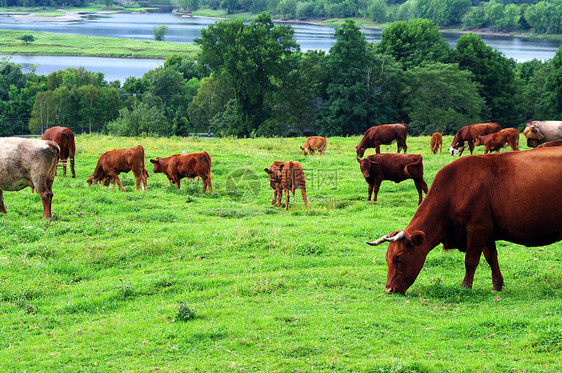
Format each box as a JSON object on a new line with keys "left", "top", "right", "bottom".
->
{"left": 2, "top": 8, "right": 561, "bottom": 40}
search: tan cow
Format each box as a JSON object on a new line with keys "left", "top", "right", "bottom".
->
{"left": 0, "top": 138, "right": 59, "bottom": 218}
{"left": 430, "top": 132, "right": 442, "bottom": 154}
{"left": 301, "top": 136, "right": 327, "bottom": 156}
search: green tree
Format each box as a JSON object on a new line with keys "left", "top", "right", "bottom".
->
{"left": 153, "top": 25, "right": 169, "bottom": 42}
{"left": 19, "top": 34, "right": 35, "bottom": 44}
{"left": 187, "top": 76, "right": 234, "bottom": 132}
{"left": 172, "top": 0, "right": 199, "bottom": 12}
{"left": 376, "top": 19, "right": 451, "bottom": 70}
{"left": 368, "top": 0, "right": 388, "bottom": 22}
{"left": 452, "top": 33, "right": 518, "bottom": 126}
{"left": 77, "top": 84, "right": 100, "bottom": 133}
{"left": 543, "top": 46, "right": 562, "bottom": 118}
{"left": 106, "top": 100, "right": 170, "bottom": 136}
{"left": 196, "top": 13, "right": 299, "bottom": 136}
{"left": 403, "top": 62, "right": 486, "bottom": 135}
{"left": 29, "top": 90, "right": 54, "bottom": 134}
{"left": 417, "top": 0, "right": 472, "bottom": 26}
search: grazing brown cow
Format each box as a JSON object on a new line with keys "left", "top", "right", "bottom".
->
{"left": 301, "top": 136, "right": 327, "bottom": 156}
{"left": 150, "top": 152, "right": 213, "bottom": 194}
{"left": 0, "top": 138, "right": 59, "bottom": 218}
{"left": 538, "top": 140, "right": 562, "bottom": 148}
{"left": 356, "top": 123, "right": 408, "bottom": 157}
{"left": 450, "top": 122, "right": 501, "bottom": 156}
{"left": 42, "top": 126, "right": 76, "bottom": 178}
{"left": 430, "top": 132, "right": 442, "bottom": 154}
{"left": 357, "top": 154, "right": 428, "bottom": 205}
{"left": 264, "top": 161, "right": 308, "bottom": 210}
{"left": 474, "top": 128, "right": 519, "bottom": 154}
{"left": 87, "top": 145, "right": 148, "bottom": 192}
{"left": 523, "top": 121, "right": 562, "bottom": 148}
{"left": 367, "top": 147, "right": 562, "bottom": 295}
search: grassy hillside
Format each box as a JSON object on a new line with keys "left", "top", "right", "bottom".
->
{"left": 0, "top": 30, "right": 199, "bottom": 58}
{"left": 0, "top": 134, "right": 560, "bottom": 372}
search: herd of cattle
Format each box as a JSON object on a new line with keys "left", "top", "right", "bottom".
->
{"left": 1, "top": 121, "right": 561, "bottom": 294}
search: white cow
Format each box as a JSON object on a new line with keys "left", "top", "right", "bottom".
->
{"left": 523, "top": 121, "right": 562, "bottom": 147}
{"left": 0, "top": 138, "right": 60, "bottom": 218}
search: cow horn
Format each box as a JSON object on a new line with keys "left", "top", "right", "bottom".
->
{"left": 366, "top": 231, "right": 405, "bottom": 246}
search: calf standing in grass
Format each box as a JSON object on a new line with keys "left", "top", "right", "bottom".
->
{"left": 0, "top": 137, "right": 59, "bottom": 218}
{"left": 265, "top": 161, "right": 308, "bottom": 210}
{"left": 87, "top": 145, "right": 148, "bottom": 192}
{"left": 301, "top": 136, "right": 327, "bottom": 156}
{"left": 430, "top": 132, "right": 442, "bottom": 154}
{"left": 357, "top": 154, "right": 428, "bottom": 205}
{"left": 474, "top": 128, "right": 519, "bottom": 154}
{"left": 150, "top": 152, "right": 213, "bottom": 193}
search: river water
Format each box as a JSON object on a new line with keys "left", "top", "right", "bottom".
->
{"left": 1, "top": 12, "right": 561, "bottom": 82}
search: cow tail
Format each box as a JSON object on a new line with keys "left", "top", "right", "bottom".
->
{"left": 404, "top": 156, "right": 422, "bottom": 178}
{"left": 46, "top": 141, "right": 60, "bottom": 179}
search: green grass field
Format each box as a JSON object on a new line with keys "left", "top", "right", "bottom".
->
{"left": 0, "top": 30, "right": 199, "bottom": 58}
{"left": 0, "top": 134, "right": 560, "bottom": 372}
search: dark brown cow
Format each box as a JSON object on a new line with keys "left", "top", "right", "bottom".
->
{"left": 264, "top": 161, "right": 308, "bottom": 210}
{"left": 356, "top": 123, "right": 408, "bottom": 157}
{"left": 430, "top": 132, "right": 442, "bottom": 154}
{"left": 42, "top": 126, "right": 76, "bottom": 178}
{"left": 367, "top": 147, "right": 562, "bottom": 295}
{"left": 523, "top": 121, "right": 562, "bottom": 148}
{"left": 474, "top": 128, "right": 519, "bottom": 154}
{"left": 357, "top": 154, "right": 428, "bottom": 205}
{"left": 150, "top": 152, "right": 213, "bottom": 194}
{"left": 450, "top": 122, "right": 501, "bottom": 156}
{"left": 301, "top": 136, "right": 327, "bottom": 156}
{"left": 0, "top": 138, "right": 59, "bottom": 218}
{"left": 538, "top": 140, "right": 562, "bottom": 148}
{"left": 87, "top": 145, "right": 148, "bottom": 192}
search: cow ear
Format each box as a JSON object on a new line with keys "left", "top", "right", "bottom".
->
{"left": 150, "top": 159, "right": 157, "bottom": 164}
{"left": 265, "top": 168, "right": 272, "bottom": 174}
{"left": 300, "top": 146, "right": 304, "bottom": 150}
{"left": 409, "top": 231, "right": 425, "bottom": 246}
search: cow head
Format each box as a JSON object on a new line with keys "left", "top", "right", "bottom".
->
{"left": 300, "top": 146, "right": 309, "bottom": 156}
{"left": 356, "top": 146, "right": 366, "bottom": 158}
{"left": 523, "top": 124, "right": 544, "bottom": 148}
{"left": 150, "top": 158, "right": 163, "bottom": 173}
{"left": 87, "top": 175, "right": 95, "bottom": 186}
{"left": 264, "top": 164, "right": 283, "bottom": 184}
{"left": 356, "top": 156, "right": 374, "bottom": 180}
{"left": 367, "top": 230, "right": 427, "bottom": 295}
{"left": 449, "top": 144, "right": 462, "bottom": 156}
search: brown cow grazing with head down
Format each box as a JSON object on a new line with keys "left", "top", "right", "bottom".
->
{"left": 357, "top": 154, "right": 428, "bottom": 205}
{"left": 301, "top": 136, "right": 327, "bottom": 156}
{"left": 450, "top": 122, "right": 501, "bottom": 156}
{"left": 42, "top": 126, "right": 76, "bottom": 178}
{"left": 367, "top": 147, "right": 562, "bottom": 295}
{"left": 87, "top": 145, "right": 148, "bottom": 192}
{"left": 0, "top": 138, "right": 59, "bottom": 218}
{"left": 264, "top": 161, "right": 308, "bottom": 210}
{"left": 474, "top": 127, "right": 519, "bottom": 154}
{"left": 430, "top": 132, "right": 442, "bottom": 154}
{"left": 150, "top": 152, "right": 213, "bottom": 194}
{"left": 356, "top": 123, "right": 408, "bottom": 157}
{"left": 523, "top": 121, "right": 562, "bottom": 148}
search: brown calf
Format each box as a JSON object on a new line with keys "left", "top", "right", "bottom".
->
{"left": 301, "top": 136, "right": 327, "bottom": 156}
{"left": 474, "top": 128, "right": 519, "bottom": 154}
{"left": 42, "top": 126, "right": 76, "bottom": 178}
{"left": 430, "top": 132, "right": 442, "bottom": 154}
{"left": 265, "top": 161, "right": 308, "bottom": 210}
{"left": 150, "top": 152, "right": 213, "bottom": 193}
{"left": 357, "top": 153, "right": 428, "bottom": 205}
{"left": 87, "top": 145, "right": 148, "bottom": 192}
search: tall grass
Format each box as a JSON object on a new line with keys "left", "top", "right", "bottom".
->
{"left": 0, "top": 134, "right": 560, "bottom": 372}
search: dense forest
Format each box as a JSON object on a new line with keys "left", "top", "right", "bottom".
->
{"left": 1, "top": 16, "right": 561, "bottom": 137}
{"left": 2, "top": 0, "right": 562, "bottom": 34}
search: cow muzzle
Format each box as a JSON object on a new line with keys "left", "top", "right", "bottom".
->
{"left": 449, "top": 146, "right": 460, "bottom": 156}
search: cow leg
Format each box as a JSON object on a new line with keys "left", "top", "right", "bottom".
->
{"left": 468, "top": 141, "right": 475, "bottom": 154}
{"left": 133, "top": 171, "right": 143, "bottom": 191}
{"left": 61, "top": 158, "right": 67, "bottom": 177}
{"left": 70, "top": 157, "right": 76, "bottom": 178}
{"left": 202, "top": 175, "right": 213, "bottom": 194}
{"left": 276, "top": 188, "right": 283, "bottom": 208}
{"left": 36, "top": 180, "right": 54, "bottom": 219}
{"left": 0, "top": 190, "right": 6, "bottom": 214}
{"left": 107, "top": 171, "right": 126, "bottom": 192}
{"left": 300, "top": 186, "right": 308, "bottom": 209}
{"left": 375, "top": 142, "right": 381, "bottom": 154}
{"left": 483, "top": 241, "right": 504, "bottom": 291}
{"left": 414, "top": 179, "right": 428, "bottom": 205}
{"left": 367, "top": 184, "right": 374, "bottom": 201}
{"left": 284, "top": 187, "right": 290, "bottom": 210}
{"left": 461, "top": 227, "right": 488, "bottom": 289}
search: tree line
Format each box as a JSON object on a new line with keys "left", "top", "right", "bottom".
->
{"left": 1, "top": 16, "right": 561, "bottom": 138}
